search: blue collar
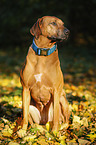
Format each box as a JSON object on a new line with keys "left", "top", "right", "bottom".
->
{"left": 32, "top": 39, "right": 57, "bottom": 56}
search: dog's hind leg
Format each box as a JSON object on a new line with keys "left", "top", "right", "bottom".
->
{"left": 29, "top": 105, "right": 41, "bottom": 124}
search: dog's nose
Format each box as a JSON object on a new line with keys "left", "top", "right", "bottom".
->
{"left": 64, "top": 28, "right": 70, "bottom": 35}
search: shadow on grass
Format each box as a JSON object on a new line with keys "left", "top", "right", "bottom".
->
{"left": 0, "top": 86, "right": 22, "bottom": 122}
{"left": 67, "top": 95, "right": 86, "bottom": 104}
{"left": 0, "top": 101, "right": 22, "bottom": 122}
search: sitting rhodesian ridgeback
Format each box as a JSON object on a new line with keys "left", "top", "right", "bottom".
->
{"left": 20, "top": 16, "right": 70, "bottom": 131}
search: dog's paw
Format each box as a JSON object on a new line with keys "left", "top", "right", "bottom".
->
{"left": 17, "top": 129, "right": 26, "bottom": 138}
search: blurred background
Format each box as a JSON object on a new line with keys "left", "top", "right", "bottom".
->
{"left": 0, "top": 0, "right": 96, "bottom": 48}
{"left": 0, "top": 0, "right": 96, "bottom": 83}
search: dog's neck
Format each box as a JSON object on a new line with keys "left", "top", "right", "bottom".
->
{"left": 34, "top": 35, "right": 55, "bottom": 48}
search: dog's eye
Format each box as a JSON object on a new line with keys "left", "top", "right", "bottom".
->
{"left": 50, "top": 22, "right": 57, "bottom": 26}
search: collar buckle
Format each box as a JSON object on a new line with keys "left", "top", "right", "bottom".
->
{"left": 37, "top": 48, "right": 50, "bottom": 56}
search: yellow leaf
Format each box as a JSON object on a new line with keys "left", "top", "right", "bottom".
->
{"left": 34, "top": 124, "right": 46, "bottom": 133}
{"left": 71, "top": 85, "right": 77, "bottom": 91}
{"left": 60, "top": 140, "right": 66, "bottom": 145}
{"left": 37, "top": 138, "right": 49, "bottom": 145}
{"left": 2, "top": 128, "right": 13, "bottom": 137}
{"left": 84, "top": 101, "right": 89, "bottom": 106}
{"left": 59, "top": 135, "right": 67, "bottom": 141}
{"left": 5, "top": 125, "right": 9, "bottom": 129}
{"left": 54, "top": 142, "right": 60, "bottom": 145}
{"left": 32, "top": 143, "right": 37, "bottom": 145}
{"left": 81, "top": 117, "right": 88, "bottom": 127}
{"left": 73, "top": 115, "right": 81, "bottom": 124}
{"left": 83, "top": 112, "right": 91, "bottom": 118}
{"left": 69, "top": 104, "right": 73, "bottom": 111}
{"left": 87, "top": 134, "right": 96, "bottom": 142}
{"left": 1, "top": 118, "right": 9, "bottom": 123}
{"left": 14, "top": 95, "right": 20, "bottom": 101}
{"left": 11, "top": 73, "right": 18, "bottom": 79}
{"left": 89, "top": 105, "right": 96, "bottom": 113}
{"left": 65, "top": 89, "right": 72, "bottom": 93}
{"left": 16, "top": 81, "right": 21, "bottom": 87}
{"left": 72, "top": 91, "right": 77, "bottom": 96}
{"left": 52, "top": 130, "right": 59, "bottom": 136}
{"left": 84, "top": 91, "right": 91, "bottom": 99}
{"left": 46, "top": 121, "right": 53, "bottom": 132}
{"left": 17, "top": 129, "right": 26, "bottom": 138}
{"left": 59, "top": 123, "right": 69, "bottom": 130}
{"left": 72, "top": 104, "right": 78, "bottom": 111}
{"left": 46, "top": 122, "right": 50, "bottom": 131}
{"left": 47, "top": 141, "right": 55, "bottom": 144}
{"left": 45, "top": 132, "right": 54, "bottom": 140}
{"left": 68, "top": 138, "right": 76, "bottom": 143}
{"left": 23, "top": 135, "right": 36, "bottom": 141}
{"left": 77, "top": 91, "right": 84, "bottom": 97}
{"left": 1, "top": 79, "right": 10, "bottom": 86}
{"left": 8, "top": 141, "right": 19, "bottom": 145}
{"left": 11, "top": 122, "right": 16, "bottom": 129}
{"left": 78, "top": 85, "right": 85, "bottom": 90}
{"left": 0, "top": 123, "right": 4, "bottom": 128}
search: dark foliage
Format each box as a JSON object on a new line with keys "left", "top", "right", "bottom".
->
{"left": 0, "top": 0, "right": 96, "bottom": 48}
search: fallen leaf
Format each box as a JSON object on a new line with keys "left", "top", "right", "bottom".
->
{"left": 33, "top": 124, "right": 46, "bottom": 133}
{"left": 60, "top": 140, "right": 66, "bottom": 145}
{"left": 8, "top": 141, "right": 19, "bottom": 145}
{"left": 2, "top": 128, "right": 13, "bottom": 137}
{"left": 59, "top": 123, "right": 69, "bottom": 130}
{"left": 59, "top": 135, "right": 67, "bottom": 141}
{"left": 81, "top": 117, "right": 88, "bottom": 127}
{"left": 45, "top": 132, "right": 54, "bottom": 140}
{"left": 87, "top": 134, "right": 96, "bottom": 142}
{"left": 71, "top": 85, "right": 78, "bottom": 91}
{"left": 17, "top": 129, "right": 26, "bottom": 138}
{"left": 37, "top": 139, "right": 49, "bottom": 145}
{"left": 1, "top": 118, "right": 9, "bottom": 123}
{"left": 72, "top": 91, "right": 77, "bottom": 96}
{"left": 73, "top": 115, "right": 81, "bottom": 124}
{"left": 72, "top": 104, "right": 78, "bottom": 111}
{"left": 23, "top": 135, "right": 36, "bottom": 141}
{"left": 78, "top": 139, "right": 91, "bottom": 145}
{"left": 46, "top": 121, "right": 53, "bottom": 132}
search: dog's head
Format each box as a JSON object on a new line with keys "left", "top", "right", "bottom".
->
{"left": 30, "top": 16, "right": 69, "bottom": 41}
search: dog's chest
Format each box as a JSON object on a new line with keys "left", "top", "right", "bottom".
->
{"left": 30, "top": 72, "right": 53, "bottom": 106}
{"left": 34, "top": 73, "right": 42, "bottom": 83}
{"left": 29, "top": 59, "right": 54, "bottom": 105}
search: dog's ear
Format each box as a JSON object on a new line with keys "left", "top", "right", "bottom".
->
{"left": 30, "top": 18, "right": 43, "bottom": 39}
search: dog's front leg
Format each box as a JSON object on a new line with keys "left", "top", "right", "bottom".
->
{"left": 60, "top": 90, "right": 70, "bottom": 123}
{"left": 52, "top": 90, "right": 59, "bottom": 131}
{"left": 22, "top": 86, "right": 30, "bottom": 130}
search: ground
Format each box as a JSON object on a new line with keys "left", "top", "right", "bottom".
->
{"left": 0, "top": 46, "right": 96, "bottom": 144}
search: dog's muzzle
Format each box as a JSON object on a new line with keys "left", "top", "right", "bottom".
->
{"left": 63, "top": 28, "right": 70, "bottom": 40}
{"left": 48, "top": 28, "right": 70, "bottom": 41}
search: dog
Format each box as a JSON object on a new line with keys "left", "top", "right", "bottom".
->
{"left": 20, "top": 16, "right": 70, "bottom": 131}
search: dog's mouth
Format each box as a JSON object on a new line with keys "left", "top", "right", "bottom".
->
{"left": 47, "top": 36, "right": 62, "bottom": 42}
{"left": 48, "top": 28, "right": 70, "bottom": 42}
{"left": 48, "top": 35, "right": 69, "bottom": 42}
